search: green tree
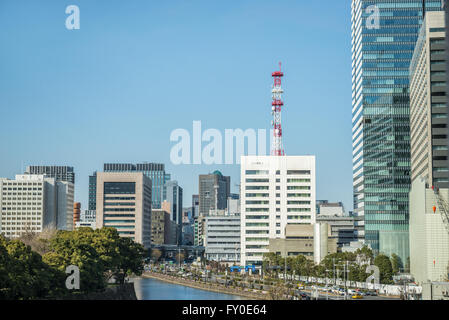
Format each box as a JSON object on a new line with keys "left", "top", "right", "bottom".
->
{"left": 0, "top": 235, "right": 67, "bottom": 299}
{"left": 43, "top": 229, "right": 106, "bottom": 293}
{"left": 43, "top": 227, "right": 145, "bottom": 290}
{"left": 390, "top": 253, "right": 402, "bottom": 275}
{"left": 374, "top": 254, "right": 393, "bottom": 284}
{"left": 355, "top": 246, "right": 374, "bottom": 263}
{"left": 111, "top": 236, "right": 145, "bottom": 284}
{"left": 0, "top": 236, "right": 15, "bottom": 299}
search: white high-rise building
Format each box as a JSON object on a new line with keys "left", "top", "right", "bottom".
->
{"left": 409, "top": 11, "right": 449, "bottom": 284}
{"left": 0, "top": 174, "right": 74, "bottom": 238}
{"left": 240, "top": 155, "right": 316, "bottom": 267}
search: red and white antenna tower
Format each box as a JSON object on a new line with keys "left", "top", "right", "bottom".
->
{"left": 271, "top": 62, "right": 285, "bottom": 156}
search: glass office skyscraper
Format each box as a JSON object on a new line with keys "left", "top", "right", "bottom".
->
{"left": 351, "top": 0, "right": 443, "bottom": 263}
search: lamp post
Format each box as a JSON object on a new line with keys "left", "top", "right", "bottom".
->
{"left": 325, "top": 269, "right": 330, "bottom": 300}
{"left": 333, "top": 258, "right": 336, "bottom": 287}
{"left": 284, "top": 256, "right": 287, "bottom": 285}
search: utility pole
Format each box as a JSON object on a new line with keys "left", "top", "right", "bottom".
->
{"left": 178, "top": 244, "right": 181, "bottom": 270}
{"left": 284, "top": 255, "right": 287, "bottom": 285}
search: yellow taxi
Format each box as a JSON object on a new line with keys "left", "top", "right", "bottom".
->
{"left": 352, "top": 293, "right": 363, "bottom": 299}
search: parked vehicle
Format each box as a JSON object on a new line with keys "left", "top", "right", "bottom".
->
{"left": 332, "top": 287, "right": 341, "bottom": 294}
{"left": 352, "top": 293, "right": 363, "bottom": 299}
{"left": 299, "top": 292, "right": 310, "bottom": 300}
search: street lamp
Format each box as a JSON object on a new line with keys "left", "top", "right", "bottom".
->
{"left": 325, "top": 269, "right": 330, "bottom": 300}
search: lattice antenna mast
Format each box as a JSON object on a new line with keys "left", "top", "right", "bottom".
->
{"left": 271, "top": 62, "right": 285, "bottom": 156}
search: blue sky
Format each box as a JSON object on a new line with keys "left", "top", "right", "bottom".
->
{"left": 0, "top": 0, "right": 353, "bottom": 211}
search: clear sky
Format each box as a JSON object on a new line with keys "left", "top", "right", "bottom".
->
{"left": 0, "top": 0, "right": 353, "bottom": 211}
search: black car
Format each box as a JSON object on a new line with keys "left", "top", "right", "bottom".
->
{"left": 299, "top": 292, "right": 310, "bottom": 300}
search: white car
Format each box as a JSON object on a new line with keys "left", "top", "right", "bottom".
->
{"left": 348, "top": 289, "right": 357, "bottom": 295}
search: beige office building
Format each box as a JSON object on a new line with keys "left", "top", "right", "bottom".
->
{"left": 409, "top": 11, "right": 449, "bottom": 284}
{"left": 96, "top": 172, "right": 152, "bottom": 248}
{"left": 268, "top": 223, "right": 337, "bottom": 264}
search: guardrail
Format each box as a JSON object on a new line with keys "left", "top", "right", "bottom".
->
{"left": 277, "top": 274, "right": 421, "bottom": 295}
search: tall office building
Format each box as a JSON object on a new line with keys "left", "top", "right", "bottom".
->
{"left": 410, "top": 11, "right": 448, "bottom": 188}
{"left": 103, "top": 163, "right": 168, "bottom": 208}
{"left": 351, "top": 0, "right": 443, "bottom": 263}
{"left": 56, "top": 181, "right": 75, "bottom": 230}
{"left": 164, "top": 180, "right": 183, "bottom": 244}
{"left": 192, "top": 194, "right": 199, "bottom": 218}
{"left": 164, "top": 180, "right": 183, "bottom": 225}
{"left": 409, "top": 11, "right": 449, "bottom": 283}
{"left": 25, "top": 166, "right": 76, "bottom": 231}
{"left": 199, "top": 171, "right": 230, "bottom": 216}
{"left": 88, "top": 172, "right": 97, "bottom": 210}
{"left": 0, "top": 175, "right": 74, "bottom": 238}
{"left": 89, "top": 164, "right": 169, "bottom": 212}
{"left": 240, "top": 156, "right": 316, "bottom": 267}
{"left": 73, "top": 202, "right": 81, "bottom": 226}
{"left": 95, "top": 172, "right": 152, "bottom": 248}
{"left": 25, "top": 166, "right": 75, "bottom": 184}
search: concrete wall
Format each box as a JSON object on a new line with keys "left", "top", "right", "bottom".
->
{"left": 410, "top": 178, "right": 449, "bottom": 283}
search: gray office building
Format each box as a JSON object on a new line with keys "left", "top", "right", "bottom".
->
{"left": 199, "top": 171, "right": 230, "bottom": 216}
{"left": 164, "top": 180, "right": 183, "bottom": 244}
{"left": 25, "top": 166, "right": 75, "bottom": 184}
{"left": 316, "top": 214, "right": 364, "bottom": 247}
{"left": 192, "top": 194, "right": 199, "bottom": 218}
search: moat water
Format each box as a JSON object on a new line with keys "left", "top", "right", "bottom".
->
{"left": 131, "top": 277, "right": 244, "bottom": 300}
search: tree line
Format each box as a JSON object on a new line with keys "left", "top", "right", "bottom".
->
{"left": 263, "top": 246, "right": 403, "bottom": 284}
